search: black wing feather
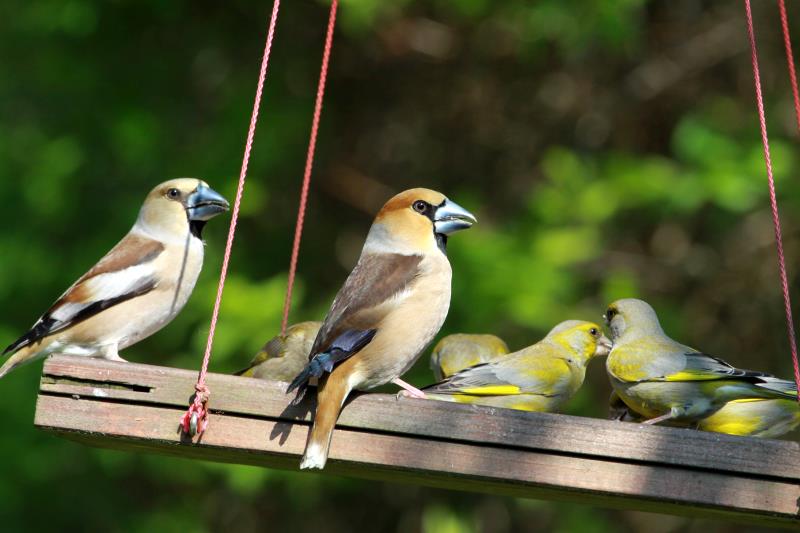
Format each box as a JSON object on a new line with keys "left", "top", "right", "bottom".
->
{"left": 3, "top": 277, "right": 157, "bottom": 356}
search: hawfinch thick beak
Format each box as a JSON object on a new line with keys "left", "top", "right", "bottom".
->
{"left": 186, "top": 184, "right": 230, "bottom": 221}
{"left": 595, "top": 335, "right": 613, "bottom": 357}
{"left": 434, "top": 199, "right": 477, "bottom": 235}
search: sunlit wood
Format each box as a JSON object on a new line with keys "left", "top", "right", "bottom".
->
{"left": 35, "top": 355, "right": 800, "bottom": 528}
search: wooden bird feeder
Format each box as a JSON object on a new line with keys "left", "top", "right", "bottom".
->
{"left": 35, "top": 355, "right": 800, "bottom": 528}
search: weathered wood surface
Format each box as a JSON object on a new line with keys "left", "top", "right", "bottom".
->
{"left": 35, "top": 355, "right": 800, "bottom": 527}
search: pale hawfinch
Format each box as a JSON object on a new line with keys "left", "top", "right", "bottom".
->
{"left": 1, "top": 178, "right": 229, "bottom": 378}
{"left": 287, "top": 188, "right": 476, "bottom": 469}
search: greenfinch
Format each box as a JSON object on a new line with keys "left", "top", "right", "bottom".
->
{"left": 236, "top": 321, "right": 321, "bottom": 382}
{"left": 421, "top": 320, "right": 612, "bottom": 412}
{"left": 609, "top": 381, "right": 800, "bottom": 438}
{"left": 697, "top": 377, "right": 800, "bottom": 438}
{"left": 604, "top": 298, "right": 796, "bottom": 425}
{"left": 430, "top": 333, "right": 510, "bottom": 380}
{"left": 608, "top": 390, "right": 642, "bottom": 422}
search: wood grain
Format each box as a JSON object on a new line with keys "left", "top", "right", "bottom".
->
{"left": 35, "top": 355, "right": 800, "bottom": 527}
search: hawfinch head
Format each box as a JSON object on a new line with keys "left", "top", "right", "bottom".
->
{"left": 137, "top": 178, "right": 229, "bottom": 240}
{"left": 367, "top": 188, "right": 476, "bottom": 254}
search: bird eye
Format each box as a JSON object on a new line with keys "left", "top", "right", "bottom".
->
{"left": 412, "top": 200, "right": 428, "bottom": 213}
{"left": 167, "top": 188, "right": 181, "bottom": 199}
{"left": 590, "top": 327, "right": 598, "bottom": 336}
{"left": 605, "top": 308, "right": 616, "bottom": 320}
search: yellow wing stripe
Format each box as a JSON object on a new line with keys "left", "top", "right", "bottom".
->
{"left": 663, "top": 371, "right": 723, "bottom": 382}
{"left": 459, "top": 385, "right": 521, "bottom": 395}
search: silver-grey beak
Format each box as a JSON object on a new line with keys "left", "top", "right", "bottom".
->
{"left": 186, "top": 184, "right": 230, "bottom": 221}
{"left": 595, "top": 335, "right": 613, "bottom": 357}
{"left": 433, "top": 199, "right": 477, "bottom": 235}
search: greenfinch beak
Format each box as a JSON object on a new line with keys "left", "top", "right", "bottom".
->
{"left": 595, "top": 335, "right": 613, "bottom": 357}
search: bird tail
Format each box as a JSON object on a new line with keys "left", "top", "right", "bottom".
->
{"left": 0, "top": 344, "right": 41, "bottom": 380}
{"left": 233, "top": 365, "right": 254, "bottom": 377}
{"left": 299, "top": 374, "right": 351, "bottom": 470}
{"left": 755, "top": 376, "right": 798, "bottom": 399}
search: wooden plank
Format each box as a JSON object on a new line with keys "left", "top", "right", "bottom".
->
{"left": 39, "top": 356, "right": 800, "bottom": 481}
{"left": 35, "top": 395, "right": 800, "bottom": 528}
{"left": 34, "top": 355, "right": 800, "bottom": 527}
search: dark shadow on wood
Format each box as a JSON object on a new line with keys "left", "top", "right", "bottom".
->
{"left": 269, "top": 386, "right": 315, "bottom": 445}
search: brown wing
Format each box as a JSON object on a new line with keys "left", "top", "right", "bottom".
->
{"left": 309, "top": 252, "right": 423, "bottom": 357}
{"left": 60, "top": 234, "right": 164, "bottom": 304}
{"left": 3, "top": 234, "right": 164, "bottom": 355}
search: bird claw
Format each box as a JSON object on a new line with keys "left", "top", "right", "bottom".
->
{"left": 395, "top": 389, "right": 426, "bottom": 400}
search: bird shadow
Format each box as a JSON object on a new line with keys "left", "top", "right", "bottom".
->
{"left": 269, "top": 387, "right": 315, "bottom": 445}
{"left": 268, "top": 386, "right": 362, "bottom": 447}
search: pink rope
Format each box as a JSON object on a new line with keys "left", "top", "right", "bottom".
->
{"left": 180, "top": 0, "right": 282, "bottom": 437}
{"left": 280, "top": 0, "right": 339, "bottom": 336}
{"left": 744, "top": 0, "right": 800, "bottom": 397}
{"left": 779, "top": 0, "right": 800, "bottom": 138}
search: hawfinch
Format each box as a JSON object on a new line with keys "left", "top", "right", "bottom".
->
{"left": 430, "top": 333, "right": 510, "bottom": 381}
{"left": 287, "top": 188, "right": 476, "bottom": 469}
{"left": 1, "top": 178, "right": 229, "bottom": 378}
{"left": 422, "top": 321, "right": 611, "bottom": 412}
{"left": 236, "top": 321, "right": 322, "bottom": 382}
{"left": 605, "top": 298, "right": 797, "bottom": 425}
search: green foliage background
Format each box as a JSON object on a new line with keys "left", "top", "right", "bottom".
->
{"left": 1, "top": 1, "right": 798, "bottom": 531}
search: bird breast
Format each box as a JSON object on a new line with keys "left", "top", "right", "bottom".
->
{"left": 352, "top": 255, "right": 453, "bottom": 390}
{"left": 115, "top": 234, "right": 205, "bottom": 349}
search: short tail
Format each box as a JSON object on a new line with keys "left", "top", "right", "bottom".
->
{"left": 233, "top": 365, "right": 254, "bottom": 377}
{"left": 300, "top": 373, "right": 351, "bottom": 470}
{"left": 0, "top": 344, "right": 40, "bottom": 380}
{"left": 755, "top": 376, "right": 798, "bottom": 399}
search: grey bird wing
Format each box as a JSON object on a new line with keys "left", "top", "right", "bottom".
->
{"left": 651, "top": 350, "right": 775, "bottom": 383}
{"left": 422, "top": 348, "right": 569, "bottom": 397}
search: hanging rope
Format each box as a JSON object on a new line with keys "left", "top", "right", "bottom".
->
{"left": 779, "top": 0, "right": 800, "bottom": 137}
{"left": 180, "top": 0, "right": 283, "bottom": 438}
{"left": 744, "top": 0, "right": 800, "bottom": 398}
{"left": 280, "top": 0, "right": 339, "bottom": 336}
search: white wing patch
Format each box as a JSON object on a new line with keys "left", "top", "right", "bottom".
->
{"left": 49, "top": 263, "right": 157, "bottom": 323}
{"left": 82, "top": 264, "right": 156, "bottom": 301}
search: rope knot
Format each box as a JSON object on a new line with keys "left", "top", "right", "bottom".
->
{"left": 180, "top": 383, "right": 211, "bottom": 438}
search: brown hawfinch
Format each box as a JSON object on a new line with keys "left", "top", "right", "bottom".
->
{"left": 1, "top": 178, "right": 229, "bottom": 378}
{"left": 287, "top": 188, "right": 476, "bottom": 469}
{"left": 235, "top": 321, "right": 322, "bottom": 382}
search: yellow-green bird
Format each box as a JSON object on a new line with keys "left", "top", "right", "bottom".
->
{"left": 698, "top": 377, "right": 800, "bottom": 438}
{"left": 421, "top": 320, "right": 612, "bottom": 412}
{"left": 609, "top": 381, "right": 800, "bottom": 438}
{"left": 430, "top": 333, "right": 510, "bottom": 380}
{"left": 608, "top": 389, "right": 643, "bottom": 422}
{"left": 605, "top": 298, "right": 796, "bottom": 425}
{"left": 235, "top": 321, "right": 321, "bottom": 382}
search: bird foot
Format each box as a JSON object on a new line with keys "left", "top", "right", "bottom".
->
{"left": 393, "top": 378, "right": 427, "bottom": 399}
{"left": 642, "top": 413, "right": 674, "bottom": 425}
